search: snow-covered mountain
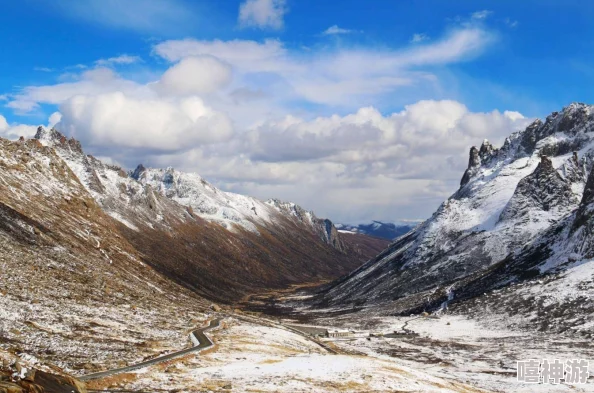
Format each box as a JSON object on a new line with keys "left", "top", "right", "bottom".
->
{"left": 336, "top": 221, "right": 418, "bottom": 240}
{"left": 26, "top": 127, "right": 370, "bottom": 302}
{"left": 314, "top": 103, "right": 594, "bottom": 331}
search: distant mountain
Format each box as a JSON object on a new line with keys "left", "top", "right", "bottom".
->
{"left": 312, "top": 103, "right": 594, "bottom": 337}
{"left": 335, "top": 221, "right": 419, "bottom": 240}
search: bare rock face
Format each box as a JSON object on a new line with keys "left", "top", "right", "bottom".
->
{"left": 499, "top": 155, "right": 577, "bottom": 222}
{"left": 572, "top": 158, "right": 594, "bottom": 234}
{"left": 315, "top": 218, "right": 345, "bottom": 252}
{"left": 461, "top": 139, "right": 499, "bottom": 187}
{"left": 460, "top": 146, "right": 480, "bottom": 187}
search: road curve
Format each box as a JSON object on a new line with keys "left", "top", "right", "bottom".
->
{"left": 80, "top": 318, "right": 221, "bottom": 381}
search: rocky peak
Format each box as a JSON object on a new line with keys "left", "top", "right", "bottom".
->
{"left": 460, "top": 146, "right": 481, "bottom": 187}
{"left": 34, "top": 126, "right": 83, "bottom": 154}
{"left": 521, "top": 103, "right": 594, "bottom": 155}
{"left": 478, "top": 139, "right": 496, "bottom": 161}
{"left": 130, "top": 164, "right": 147, "bottom": 181}
{"left": 537, "top": 154, "right": 554, "bottom": 171}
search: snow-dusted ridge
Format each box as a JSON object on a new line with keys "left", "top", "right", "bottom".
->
{"left": 34, "top": 126, "right": 343, "bottom": 248}
{"left": 314, "top": 102, "right": 594, "bottom": 323}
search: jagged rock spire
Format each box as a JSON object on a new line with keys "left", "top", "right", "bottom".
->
{"left": 460, "top": 146, "right": 480, "bottom": 187}
{"left": 130, "top": 164, "right": 147, "bottom": 181}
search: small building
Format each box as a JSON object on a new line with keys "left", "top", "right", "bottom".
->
{"left": 325, "top": 329, "right": 353, "bottom": 338}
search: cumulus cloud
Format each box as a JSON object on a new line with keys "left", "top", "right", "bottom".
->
{"left": 58, "top": 93, "right": 233, "bottom": 152}
{"left": 7, "top": 67, "right": 148, "bottom": 112}
{"left": 48, "top": 112, "right": 62, "bottom": 128}
{"left": 139, "top": 100, "right": 531, "bottom": 223}
{"left": 243, "top": 100, "right": 531, "bottom": 167}
{"left": 156, "top": 56, "right": 232, "bottom": 96}
{"left": 238, "top": 0, "right": 287, "bottom": 30}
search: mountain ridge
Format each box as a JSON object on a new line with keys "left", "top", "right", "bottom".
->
{"left": 309, "top": 102, "right": 594, "bottom": 337}
{"left": 1, "top": 127, "right": 376, "bottom": 304}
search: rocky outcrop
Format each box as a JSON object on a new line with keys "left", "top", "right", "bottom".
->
{"left": 267, "top": 198, "right": 346, "bottom": 251}
{"left": 460, "top": 146, "right": 480, "bottom": 187}
{"left": 35, "top": 127, "right": 105, "bottom": 194}
{"left": 0, "top": 368, "right": 87, "bottom": 393}
{"left": 499, "top": 155, "right": 577, "bottom": 222}
{"left": 460, "top": 140, "right": 499, "bottom": 187}
{"left": 315, "top": 218, "right": 345, "bottom": 252}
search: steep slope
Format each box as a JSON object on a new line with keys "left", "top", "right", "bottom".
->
{"left": 313, "top": 103, "right": 594, "bottom": 314}
{"left": 30, "top": 128, "right": 366, "bottom": 303}
{"left": 0, "top": 137, "right": 210, "bottom": 375}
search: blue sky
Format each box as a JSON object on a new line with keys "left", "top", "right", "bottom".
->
{"left": 0, "top": 0, "right": 591, "bottom": 222}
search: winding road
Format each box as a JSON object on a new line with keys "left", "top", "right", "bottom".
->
{"left": 80, "top": 318, "right": 221, "bottom": 381}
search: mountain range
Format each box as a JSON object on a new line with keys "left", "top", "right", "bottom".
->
{"left": 336, "top": 221, "right": 419, "bottom": 240}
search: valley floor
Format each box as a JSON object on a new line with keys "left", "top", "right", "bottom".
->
{"left": 48, "top": 311, "right": 591, "bottom": 393}
{"left": 92, "top": 316, "right": 490, "bottom": 393}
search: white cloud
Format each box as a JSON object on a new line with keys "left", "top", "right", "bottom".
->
{"left": 410, "top": 33, "right": 429, "bottom": 43}
{"left": 58, "top": 93, "right": 233, "bottom": 152}
{"left": 242, "top": 100, "right": 530, "bottom": 166}
{"left": 48, "top": 112, "right": 62, "bottom": 128}
{"left": 238, "top": 0, "right": 287, "bottom": 30}
{"left": 7, "top": 67, "right": 150, "bottom": 112}
{"left": 322, "top": 25, "right": 353, "bottom": 35}
{"left": 96, "top": 54, "right": 142, "bottom": 66}
{"left": 471, "top": 10, "right": 492, "bottom": 20}
{"left": 139, "top": 100, "right": 531, "bottom": 222}
{"left": 34, "top": 67, "right": 54, "bottom": 72}
{"left": 156, "top": 56, "right": 232, "bottom": 96}
{"left": 0, "top": 115, "right": 8, "bottom": 131}
{"left": 153, "top": 27, "right": 494, "bottom": 106}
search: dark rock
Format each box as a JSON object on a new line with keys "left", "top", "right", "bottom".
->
{"left": 460, "top": 146, "right": 480, "bottom": 187}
